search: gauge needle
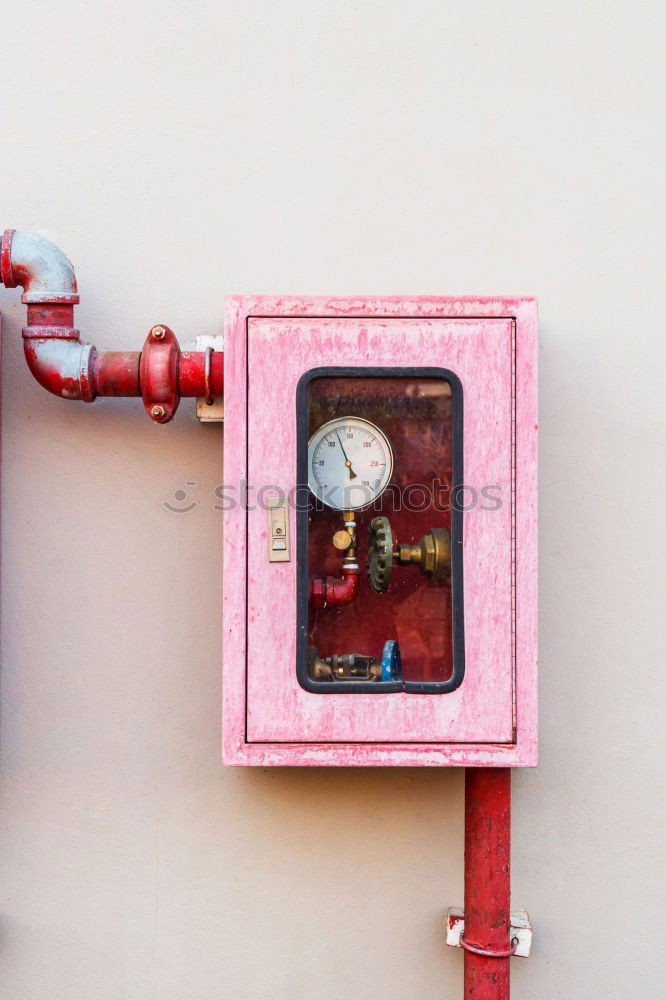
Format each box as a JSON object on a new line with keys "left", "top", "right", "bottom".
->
{"left": 336, "top": 430, "right": 357, "bottom": 480}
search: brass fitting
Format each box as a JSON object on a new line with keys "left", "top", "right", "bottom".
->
{"left": 340, "top": 510, "right": 357, "bottom": 568}
{"left": 332, "top": 529, "right": 353, "bottom": 550}
{"left": 396, "top": 527, "right": 451, "bottom": 582}
{"left": 308, "top": 646, "right": 381, "bottom": 682}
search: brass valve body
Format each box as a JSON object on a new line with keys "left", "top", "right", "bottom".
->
{"left": 367, "top": 516, "right": 451, "bottom": 592}
{"left": 308, "top": 647, "right": 381, "bottom": 681}
{"left": 396, "top": 527, "right": 451, "bottom": 582}
{"left": 332, "top": 510, "right": 357, "bottom": 568}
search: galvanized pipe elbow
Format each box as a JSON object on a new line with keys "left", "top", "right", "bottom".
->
{"left": 23, "top": 337, "right": 96, "bottom": 401}
{"left": 0, "top": 228, "right": 90, "bottom": 399}
{"left": 0, "top": 230, "right": 78, "bottom": 303}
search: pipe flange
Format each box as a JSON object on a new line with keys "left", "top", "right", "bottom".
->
{"left": 367, "top": 516, "right": 394, "bottom": 593}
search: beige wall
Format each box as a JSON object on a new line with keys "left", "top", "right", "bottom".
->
{"left": 1, "top": 2, "right": 663, "bottom": 997}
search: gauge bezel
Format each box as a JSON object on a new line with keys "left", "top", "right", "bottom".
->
{"left": 307, "top": 415, "right": 395, "bottom": 511}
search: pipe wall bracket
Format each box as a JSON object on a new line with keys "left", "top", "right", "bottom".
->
{"left": 195, "top": 334, "right": 225, "bottom": 422}
{"left": 445, "top": 908, "right": 533, "bottom": 958}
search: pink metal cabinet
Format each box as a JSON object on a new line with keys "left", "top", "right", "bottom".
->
{"left": 222, "top": 297, "right": 537, "bottom": 767}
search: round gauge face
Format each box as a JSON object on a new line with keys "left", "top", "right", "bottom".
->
{"left": 308, "top": 416, "right": 394, "bottom": 510}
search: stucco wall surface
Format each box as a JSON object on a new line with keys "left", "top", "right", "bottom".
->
{"left": 0, "top": 2, "right": 664, "bottom": 998}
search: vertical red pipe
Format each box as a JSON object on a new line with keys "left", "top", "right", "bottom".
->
{"left": 464, "top": 768, "right": 512, "bottom": 999}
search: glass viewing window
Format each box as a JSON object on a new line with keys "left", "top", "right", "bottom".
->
{"left": 296, "top": 368, "right": 465, "bottom": 695}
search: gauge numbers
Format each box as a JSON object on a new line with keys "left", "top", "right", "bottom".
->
{"left": 308, "top": 416, "right": 394, "bottom": 510}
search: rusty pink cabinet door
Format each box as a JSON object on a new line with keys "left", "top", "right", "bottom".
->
{"left": 222, "top": 298, "right": 538, "bottom": 767}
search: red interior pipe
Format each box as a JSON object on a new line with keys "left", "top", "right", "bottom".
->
{"left": 310, "top": 567, "right": 360, "bottom": 608}
{"left": 1, "top": 229, "right": 223, "bottom": 422}
{"left": 464, "top": 768, "right": 512, "bottom": 999}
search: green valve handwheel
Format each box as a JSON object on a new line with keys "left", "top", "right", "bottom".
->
{"left": 367, "top": 516, "right": 394, "bottom": 593}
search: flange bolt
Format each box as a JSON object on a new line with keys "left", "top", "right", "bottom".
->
{"left": 151, "top": 405, "right": 166, "bottom": 420}
{"left": 151, "top": 325, "right": 166, "bottom": 340}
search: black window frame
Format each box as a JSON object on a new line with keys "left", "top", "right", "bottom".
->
{"left": 295, "top": 366, "right": 465, "bottom": 695}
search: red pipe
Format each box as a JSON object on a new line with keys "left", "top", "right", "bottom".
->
{"left": 92, "top": 352, "right": 142, "bottom": 397}
{"left": 1, "top": 229, "right": 224, "bottom": 422}
{"left": 310, "top": 567, "right": 360, "bottom": 608}
{"left": 464, "top": 768, "right": 512, "bottom": 999}
{"left": 179, "top": 351, "right": 224, "bottom": 398}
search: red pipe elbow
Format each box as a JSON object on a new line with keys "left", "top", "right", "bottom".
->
{"left": 310, "top": 567, "right": 360, "bottom": 609}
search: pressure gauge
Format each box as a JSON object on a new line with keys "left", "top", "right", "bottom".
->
{"left": 308, "top": 416, "right": 394, "bottom": 510}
